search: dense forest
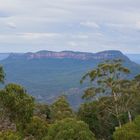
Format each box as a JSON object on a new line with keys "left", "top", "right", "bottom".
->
{"left": 0, "top": 59, "right": 140, "bottom": 140}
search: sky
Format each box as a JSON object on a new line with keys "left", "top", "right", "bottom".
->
{"left": 0, "top": 0, "right": 140, "bottom": 53}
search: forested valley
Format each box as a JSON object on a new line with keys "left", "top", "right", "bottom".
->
{"left": 0, "top": 59, "right": 140, "bottom": 140}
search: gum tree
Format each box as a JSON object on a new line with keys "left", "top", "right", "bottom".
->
{"left": 81, "top": 59, "right": 130, "bottom": 128}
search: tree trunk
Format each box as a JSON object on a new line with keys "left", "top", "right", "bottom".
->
{"left": 128, "top": 111, "right": 132, "bottom": 123}
{"left": 118, "top": 119, "right": 122, "bottom": 128}
{"left": 113, "top": 91, "right": 122, "bottom": 128}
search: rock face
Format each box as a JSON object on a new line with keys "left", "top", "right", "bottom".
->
{"left": 7, "top": 50, "right": 129, "bottom": 61}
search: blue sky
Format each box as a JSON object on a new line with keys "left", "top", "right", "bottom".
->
{"left": 0, "top": 0, "right": 140, "bottom": 53}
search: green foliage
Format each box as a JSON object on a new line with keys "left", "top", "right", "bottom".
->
{"left": 113, "top": 116, "right": 140, "bottom": 140}
{"left": 78, "top": 99, "right": 117, "bottom": 140}
{"left": 0, "top": 131, "right": 22, "bottom": 140}
{"left": 34, "top": 103, "right": 51, "bottom": 121}
{"left": 44, "top": 118, "right": 96, "bottom": 140}
{"left": 81, "top": 60, "right": 133, "bottom": 127}
{"left": 23, "top": 116, "right": 48, "bottom": 140}
{"left": 50, "top": 96, "right": 75, "bottom": 121}
{"left": 0, "top": 65, "right": 5, "bottom": 84}
{"left": 0, "top": 83, "right": 35, "bottom": 130}
{"left": 81, "top": 59, "right": 130, "bottom": 99}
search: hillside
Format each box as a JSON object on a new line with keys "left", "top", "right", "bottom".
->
{"left": 1, "top": 50, "right": 140, "bottom": 107}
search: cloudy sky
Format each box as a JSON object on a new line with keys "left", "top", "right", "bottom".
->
{"left": 0, "top": 0, "right": 140, "bottom": 53}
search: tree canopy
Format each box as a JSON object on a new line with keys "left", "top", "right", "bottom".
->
{"left": 0, "top": 83, "right": 35, "bottom": 131}
{"left": 44, "top": 118, "right": 96, "bottom": 140}
{"left": 81, "top": 59, "right": 135, "bottom": 127}
{"left": 50, "top": 96, "right": 74, "bottom": 121}
{"left": 23, "top": 116, "right": 48, "bottom": 140}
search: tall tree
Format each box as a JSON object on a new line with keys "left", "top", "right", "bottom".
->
{"left": 81, "top": 59, "right": 130, "bottom": 128}
{"left": 116, "top": 79, "right": 140, "bottom": 123}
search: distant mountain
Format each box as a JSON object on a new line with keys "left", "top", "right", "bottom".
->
{"left": 8, "top": 50, "right": 129, "bottom": 60}
{"left": 1, "top": 50, "right": 140, "bottom": 108}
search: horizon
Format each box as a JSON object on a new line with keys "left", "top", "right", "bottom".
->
{"left": 0, "top": 0, "right": 140, "bottom": 53}
{"left": 0, "top": 49, "right": 140, "bottom": 55}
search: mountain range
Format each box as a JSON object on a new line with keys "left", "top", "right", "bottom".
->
{"left": 8, "top": 50, "right": 129, "bottom": 60}
{"left": 1, "top": 50, "right": 140, "bottom": 108}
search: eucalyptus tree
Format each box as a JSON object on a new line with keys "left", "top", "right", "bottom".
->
{"left": 129, "top": 74, "right": 140, "bottom": 117}
{"left": 116, "top": 74, "right": 140, "bottom": 123}
{"left": 116, "top": 79, "right": 140, "bottom": 123}
{"left": 81, "top": 59, "right": 130, "bottom": 128}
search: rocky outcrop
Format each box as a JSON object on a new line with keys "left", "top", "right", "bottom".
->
{"left": 7, "top": 50, "right": 129, "bottom": 61}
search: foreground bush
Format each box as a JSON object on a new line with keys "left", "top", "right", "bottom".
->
{"left": 44, "top": 118, "right": 96, "bottom": 140}
{"left": 113, "top": 116, "right": 140, "bottom": 140}
{"left": 23, "top": 116, "right": 48, "bottom": 140}
{"left": 0, "top": 131, "right": 22, "bottom": 140}
{"left": 78, "top": 101, "right": 117, "bottom": 140}
{"left": 0, "top": 83, "right": 35, "bottom": 131}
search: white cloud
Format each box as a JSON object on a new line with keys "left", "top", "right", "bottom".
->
{"left": 20, "top": 32, "right": 61, "bottom": 40}
{"left": 80, "top": 21, "right": 100, "bottom": 29}
{"left": 0, "top": 0, "right": 139, "bottom": 53}
{"left": 68, "top": 41, "right": 78, "bottom": 47}
{"left": 6, "top": 22, "right": 16, "bottom": 28}
{"left": 71, "top": 34, "right": 89, "bottom": 39}
{"left": 135, "top": 21, "right": 140, "bottom": 29}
